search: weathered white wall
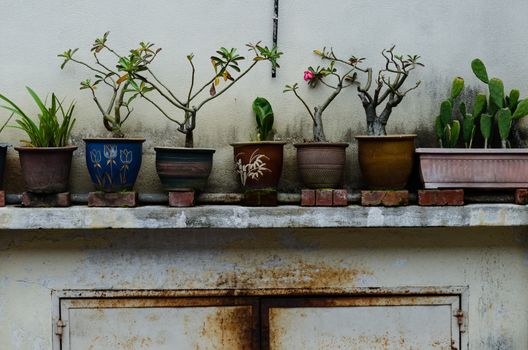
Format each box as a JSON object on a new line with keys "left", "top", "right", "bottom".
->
{"left": 0, "top": 227, "right": 527, "bottom": 349}
{"left": 1, "top": 0, "right": 528, "bottom": 192}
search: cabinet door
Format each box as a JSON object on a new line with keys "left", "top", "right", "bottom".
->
{"left": 262, "top": 296, "right": 463, "bottom": 350}
{"left": 59, "top": 297, "right": 258, "bottom": 350}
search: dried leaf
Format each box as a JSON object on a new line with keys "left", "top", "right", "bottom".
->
{"left": 209, "top": 82, "right": 216, "bottom": 96}
{"left": 116, "top": 74, "right": 129, "bottom": 85}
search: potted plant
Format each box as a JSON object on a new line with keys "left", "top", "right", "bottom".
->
{"left": 416, "top": 59, "right": 528, "bottom": 188}
{"left": 0, "top": 113, "right": 14, "bottom": 192}
{"left": 328, "top": 46, "right": 423, "bottom": 189}
{"left": 231, "top": 97, "right": 286, "bottom": 192}
{"left": 0, "top": 87, "right": 77, "bottom": 194}
{"left": 59, "top": 32, "right": 145, "bottom": 193}
{"left": 283, "top": 48, "right": 360, "bottom": 188}
{"left": 116, "top": 41, "right": 282, "bottom": 191}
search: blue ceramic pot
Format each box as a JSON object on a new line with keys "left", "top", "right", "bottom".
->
{"left": 84, "top": 138, "right": 145, "bottom": 192}
{"left": 154, "top": 147, "right": 215, "bottom": 192}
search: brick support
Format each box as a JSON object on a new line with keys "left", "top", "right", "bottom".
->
{"left": 168, "top": 191, "right": 195, "bottom": 207}
{"left": 88, "top": 192, "right": 138, "bottom": 207}
{"left": 21, "top": 192, "right": 71, "bottom": 207}
{"left": 418, "top": 190, "right": 464, "bottom": 206}
{"left": 361, "top": 190, "right": 409, "bottom": 207}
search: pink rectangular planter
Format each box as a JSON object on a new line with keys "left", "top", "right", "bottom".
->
{"left": 416, "top": 148, "right": 528, "bottom": 189}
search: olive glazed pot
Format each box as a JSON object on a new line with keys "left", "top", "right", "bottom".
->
{"left": 155, "top": 147, "right": 215, "bottom": 192}
{"left": 294, "top": 142, "right": 349, "bottom": 189}
{"left": 416, "top": 148, "right": 528, "bottom": 189}
{"left": 231, "top": 141, "right": 287, "bottom": 191}
{"left": 84, "top": 138, "right": 145, "bottom": 192}
{"left": 355, "top": 134, "right": 416, "bottom": 189}
{"left": 15, "top": 146, "right": 77, "bottom": 193}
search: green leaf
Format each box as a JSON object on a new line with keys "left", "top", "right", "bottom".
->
{"left": 512, "top": 99, "right": 528, "bottom": 120}
{"left": 472, "top": 94, "right": 487, "bottom": 118}
{"left": 509, "top": 89, "right": 520, "bottom": 111}
{"left": 471, "top": 58, "right": 489, "bottom": 83}
{"left": 489, "top": 78, "right": 504, "bottom": 109}
{"left": 451, "top": 77, "right": 464, "bottom": 99}
{"left": 439, "top": 100, "right": 453, "bottom": 125}
{"left": 449, "top": 120, "right": 460, "bottom": 148}
{"left": 480, "top": 113, "right": 493, "bottom": 148}
{"left": 252, "top": 97, "right": 274, "bottom": 141}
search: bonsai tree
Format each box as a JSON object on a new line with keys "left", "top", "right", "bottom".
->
{"left": 318, "top": 46, "right": 423, "bottom": 136}
{"left": 59, "top": 32, "right": 138, "bottom": 138}
{"left": 114, "top": 40, "right": 282, "bottom": 148}
{"left": 436, "top": 59, "right": 528, "bottom": 149}
{"left": 283, "top": 48, "right": 360, "bottom": 142}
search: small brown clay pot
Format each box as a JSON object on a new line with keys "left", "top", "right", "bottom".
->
{"left": 15, "top": 146, "right": 77, "bottom": 194}
{"left": 294, "top": 142, "right": 349, "bottom": 189}
{"left": 356, "top": 134, "right": 416, "bottom": 189}
{"left": 231, "top": 141, "right": 287, "bottom": 191}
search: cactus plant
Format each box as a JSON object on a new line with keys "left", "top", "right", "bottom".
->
{"left": 471, "top": 58, "right": 528, "bottom": 148}
{"left": 435, "top": 77, "right": 464, "bottom": 148}
{"left": 437, "top": 59, "right": 528, "bottom": 149}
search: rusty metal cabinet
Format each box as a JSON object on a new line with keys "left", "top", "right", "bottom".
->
{"left": 54, "top": 291, "right": 466, "bottom": 350}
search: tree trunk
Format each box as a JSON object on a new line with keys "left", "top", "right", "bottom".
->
{"left": 367, "top": 118, "right": 387, "bottom": 136}
{"left": 185, "top": 131, "right": 194, "bottom": 148}
{"left": 313, "top": 108, "right": 326, "bottom": 142}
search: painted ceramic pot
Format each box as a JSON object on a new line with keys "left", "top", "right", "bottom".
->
{"left": 84, "top": 138, "right": 145, "bottom": 192}
{"left": 231, "top": 141, "right": 287, "bottom": 191}
{"left": 294, "top": 142, "right": 349, "bottom": 189}
{"left": 155, "top": 147, "right": 215, "bottom": 192}
{"left": 356, "top": 134, "right": 416, "bottom": 190}
{"left": 15, "top": 145, "right": 77, "bottom": 194}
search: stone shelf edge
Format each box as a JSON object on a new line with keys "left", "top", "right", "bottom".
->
{"left": 0, "top": 204, "right": 526, "bottom": 230}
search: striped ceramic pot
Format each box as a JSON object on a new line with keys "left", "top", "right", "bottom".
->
{"left": 154, "top": 147, "right": 215, "bottom": 192}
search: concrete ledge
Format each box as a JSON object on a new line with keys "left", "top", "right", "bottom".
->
{"left": 0, "top": 204, "right": 526, "bottom": 230}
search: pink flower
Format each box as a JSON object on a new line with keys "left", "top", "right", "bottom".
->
{"left": 304, "top": 70, "right": 315, "bottom": 81}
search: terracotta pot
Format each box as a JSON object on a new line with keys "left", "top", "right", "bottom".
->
{"left": 416, "top": 148, "right": 528, "bottom": 189}
{"left": 231, "top": 141, "right": 287, "bottom": 191}
{"left": 294, "top": 142, "right": 349, "bottom": 189}
{"left": 154, "top": 147, "right": 215, "bottom": 192}
{"left": 84, "top": 138, "right": 145, "bottom": 192}
{"left": 15, "top": 146, "right": 77, "bottom": 193}
{"left": 356, "top": 134, "right": 416, "bottom": 189}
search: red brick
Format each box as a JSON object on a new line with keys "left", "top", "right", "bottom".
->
{"left": 333, "top": 189, "right": 348, "bottom": 206}
{"left": 361, "top": 190, "right": 409, "bottom": 207}
{"left": 418, "top": 190, "right": 464, "bottom": 206}
{"left": 0, "top": 191, "right": 5, "bottom": 207}
{"left": 21, "top": 192, "right": 71, "bottom": 207}
{"left": 301, "top": 189, "right": 316, "bottom": 206}
{"left": 316, "top": 189, "right": 333, "bottom": 206}
{"left": 243, "top": 190, "right": 277, "bottom": 206}
{"left": 169, "top": 191, "right": 195, "bottom": 207}
{"left": 88, "top": 191, "right": 137, "bottom": 207}
{"left": 515, "top": 189, "right": 528, "bottom": 205}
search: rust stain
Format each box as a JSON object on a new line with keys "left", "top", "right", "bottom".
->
{"left": 195, "top": 307, "right": 254, "bottom": 350}
{"left": 210, "top": 261, "right": 373, "bottom": 289}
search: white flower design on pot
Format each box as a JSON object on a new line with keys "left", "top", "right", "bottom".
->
{"left": 235, "top": 149, "right": 271, "bottom": 186}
